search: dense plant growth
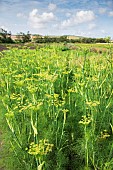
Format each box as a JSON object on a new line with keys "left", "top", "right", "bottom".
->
{"left": 0, "top": 44, "right": 113, "bottom": 170}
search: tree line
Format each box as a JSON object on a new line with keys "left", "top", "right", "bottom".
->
{"left": 0, "top": 28, "right": 111, "bottom": 44}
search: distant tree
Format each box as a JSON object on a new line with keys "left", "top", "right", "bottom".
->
{"left": 16, "top": 32, "right": 31, "bottom": 43}
{"left": 22, "top": 32, "right": 31, "bottom": 43}
{"left": 0, "top": 30, "right": 6, "bottom": 39}
{"left": 59, "top": 36, "right": 67, "bottom": 42}
{"left": 95, "top": 38, "right": 106, "bottom": 43}
{"left": 105, "top": 36, "right": 111, "bottom": 43}
{"left": 0, "top": 28, "right": 14, "bottom": 43}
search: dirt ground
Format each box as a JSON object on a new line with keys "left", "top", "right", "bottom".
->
{"left": 0, "top": 44, "right": 8, "bottom": 52}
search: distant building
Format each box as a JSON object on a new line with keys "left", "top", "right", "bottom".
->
{"left": 11, "top": 35, "right": 23, "bottom": 41}
{"left": 67, "top": 35, "right": 82, "bottom": 40}
{"left": 30, "top": 34, "right": 43, "bottom": 41}
{"left": 47, "top": 35, "right": 61, "bottom": 38}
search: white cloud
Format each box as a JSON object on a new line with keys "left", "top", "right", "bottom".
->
{"left": 48, "top": 3, "right": 57, "bottom": 11}
{"left": 101, "top": 29, "right": 106, "bottom": 34}
{"left": 61, "top": 10, "right": 95, "bottom": 28}
{"left": 75, "top": 30, "right": 93, "bottom": 37}
{"left": 88, "top": 23, "right": 96, "bottom": 30}
{"left": 17, "top": 13, "right": 23, "bottom": 17}
{"left": 108, "top": 11, "right": 113, "bottom": 17}
{"left": 66, "top": 12, "right": 71, "bottom": 17}
{"left": 76, "top": 10, "right": 95, "bottom": 23}
{"left": 28, "top": 9, "right": 55, "bottom": 29}
{"left": 99, "top": 8, "right": 107, "bottom": 14}
{"left": 17, "top": 13, "right": 26, "bottom": 18}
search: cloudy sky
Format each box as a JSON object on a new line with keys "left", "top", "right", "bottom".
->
{"left": 0, "top": 0, "right": 113, "bottom": 38}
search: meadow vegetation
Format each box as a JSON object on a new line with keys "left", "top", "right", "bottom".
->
{"left": 0, "top": 43, "right": 113, "bottom": 170}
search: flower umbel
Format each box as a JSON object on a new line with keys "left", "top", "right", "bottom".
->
{"left": 27, "top": 139, "right": 54, "bottom": 156}
{"left": 79, "top": 115, "right": 92, "bottom": 125}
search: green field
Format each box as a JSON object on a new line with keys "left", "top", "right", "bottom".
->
{"left": 0, "top": 43, "right": 113, "bottom": 170}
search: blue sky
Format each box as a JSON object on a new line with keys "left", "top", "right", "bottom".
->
{"left": 0, "top": 0, "right": 113, "bottom": 38}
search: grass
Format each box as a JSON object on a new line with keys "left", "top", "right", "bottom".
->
{"left": 0, "top": 43, "right": 113, "bottom": 169}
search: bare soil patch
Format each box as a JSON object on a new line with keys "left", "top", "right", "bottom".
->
{"left": 0, "top": 45, "right": 8, "bottom": 52}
